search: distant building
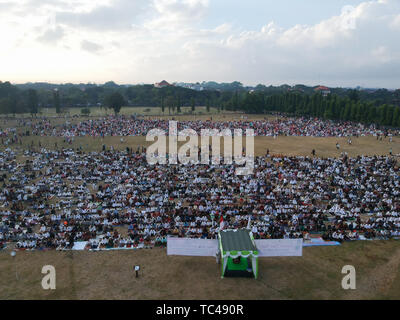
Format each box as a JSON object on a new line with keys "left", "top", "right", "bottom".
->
{"left": 175, "top": 82, "right": 204, "bottom": 91}
{"left": 314, "top": 86, "right": 331, "bottom": 97}
{"left": 190, "top": 83, "right": 204, "bottom": 91}
{"left": 154, "top": 80, "right": 172, "bottom": 88}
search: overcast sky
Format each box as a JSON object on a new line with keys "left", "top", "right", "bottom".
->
{"left": 1, "top": 0, "right": 399, "bottom": 88}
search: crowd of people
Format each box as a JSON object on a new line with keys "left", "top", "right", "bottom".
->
{"left": 0, "top": 145, "right": 399, "bottom": 251}
{"left": 7, "top": 115, "right": 400, "bottom": 138}
{"left": 0, "top": 127, "right": 22, "bottom": 147}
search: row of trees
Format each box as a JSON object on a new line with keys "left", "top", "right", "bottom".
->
{"left": 0, "top": 82, "right": 37, "bottom": 115}
{"left": 0, "top": 81, "right": 223, "bottom": 115}
{"left": 99, "top": 90, "right": 400, "bottom": 127}
{"left": 1, "top": 80, "right": 399, "bottom": 127}
{"left": 7, "top": 80, "right": 400, "bottom": 107}
{"left": 240, "top": 91, "right": 400, "bottom": 127}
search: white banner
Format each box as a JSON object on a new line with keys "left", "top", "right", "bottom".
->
{"left": 255, "top": 239, "right": 303, "bottom": 257}
{"left": 72, "top": 241, "right": 88, "bottom": 251}
{"left": 167, "top": 237, "right": 218, "bottom": 256}
{"left": 167, "top": 237, "right": 302, "bottom": 257}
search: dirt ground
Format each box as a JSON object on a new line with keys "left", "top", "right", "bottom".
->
{"left": 1, "top": 241, "right": 400, "bottom": 300}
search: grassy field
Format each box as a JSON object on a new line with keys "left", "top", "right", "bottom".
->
{"left": 0, "top": 106, "right": 233, "bottom": 118}
{"left": 1, "top": 111, "right": 400, "bottom": 300}
{"left": 2, "top": 109, "right": 398, "bottom": 158}
{"left": 1, "top": 241, "right": 400, "bottom": 300}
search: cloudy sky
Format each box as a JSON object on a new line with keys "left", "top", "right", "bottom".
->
{"left": 1, "top": 0, "right": 399, "bottom": 88}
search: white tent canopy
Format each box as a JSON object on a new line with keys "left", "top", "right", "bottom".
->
{"left": 167, "top": 233, "right": 303, "bottom": 279}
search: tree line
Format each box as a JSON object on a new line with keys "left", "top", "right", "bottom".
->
{"left": 0, "top": 80, "right": 399, "bottom": 127}
{"left": 240, "top": 91, "right": 400, "bottom": 128}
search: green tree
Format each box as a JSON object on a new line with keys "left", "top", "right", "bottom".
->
{"left": 348, "top": 89, "right": 360, "bottom": 102}
{"left": 206, "top": 98, "right": 210, "bottom": 113}
{"left": 392, "top": 107, "right": 400, "bottom": 127}
{"left": 53, "top": 89, "right": 61, "bottom": 114}
{"left": 105, "top": 92, "right": 125, "bottom": 115}
{"left": 177, "top": 94, "right": 181, "bottom": 113}
{"left": 367, "top": 105, "right": 377, "bottom": 123}
{"left": 165, "top": 96, "right": 174, "bottom": 115}
{"left": 81, "top": 107, "right": 91, "bottom": 116}
{"left": 232, "top": 91, "right": 238, "bottom": 111}
{"left": 27, "top": 89, "right": 39, "bottom": 116}
{"left": 191, "top": 97, "right": 195, "bottom": 114}
{"left": 378, "top": 104, "right": 388, "bottom": 125}
{"left": 161, "top": 96, "right": 165, "bottom": 114}
{"left": 324, "top": 100, "right": 334, "bottom": 119}
{"left": 349, "top": 102, "right": 358, "bottom": 121}
{"left": 385, "top": 105, "right": 394, "bottom": 126}
{"left": 343, "top": 102, "right": 351, "bottom": 120}
{"left": 171, "top": 99, "right": 176, "bottom": 114}
{"left": 0, "top": 98, "right": 13, "bottom": 115}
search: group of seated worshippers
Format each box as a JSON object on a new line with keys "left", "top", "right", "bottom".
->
{"left": 0, "top": 143, "right": 398, "bottom": 250}
{"left": 16, "top": 115, "right": 399, "bottom": 138}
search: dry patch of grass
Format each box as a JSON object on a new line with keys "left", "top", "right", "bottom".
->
{"left": 1, "top": 113, "right": 400, "bottom": 300}
{"left": 1, "top": 241, "right": 400, "bottom": 300}
{"left": 0, "top": 106, "right": 227, "bottom": 119}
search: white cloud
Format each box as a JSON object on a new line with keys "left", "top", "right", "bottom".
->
{"left": 56, "top": 0, "right": 149, "bottom": 31}
{"left": 152, "top": 0, "right": 209, "bottom": 22}
{"left": 81, "top": 40, "right": 103, "bottom": 53}
{"left": 0, "top": 0, "right": 400, "bottom": 87}
{"left": 37, "top": 26, "right": 65, "bottom": 44}
{"left": 209, "top": 23, "right": 231, "bottom": 34}
{"left": 390, "top": 14, "right": 400, "bottom": 29}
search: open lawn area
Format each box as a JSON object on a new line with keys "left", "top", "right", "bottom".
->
{"left": 0, "top": 106, "right": 241, "bottom": 118}
{"left": 1, "top": 111, "right": 399, "bottom": 300}
{"left": 1, "top": 241, "right": 400, "bottom": 300}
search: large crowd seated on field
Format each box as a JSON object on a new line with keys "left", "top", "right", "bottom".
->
{"left": 2, "top": 115, "right": 399, "bottom": 138}
{"left": 0, "top": 146, "right": 399, "bottom": 251}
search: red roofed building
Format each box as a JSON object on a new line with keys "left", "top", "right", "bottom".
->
{"left": 314, "top": 86, "right": 331, "bottom": 97}
{"left": 155, "top": 80, "right": 172, "bottom": 88}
